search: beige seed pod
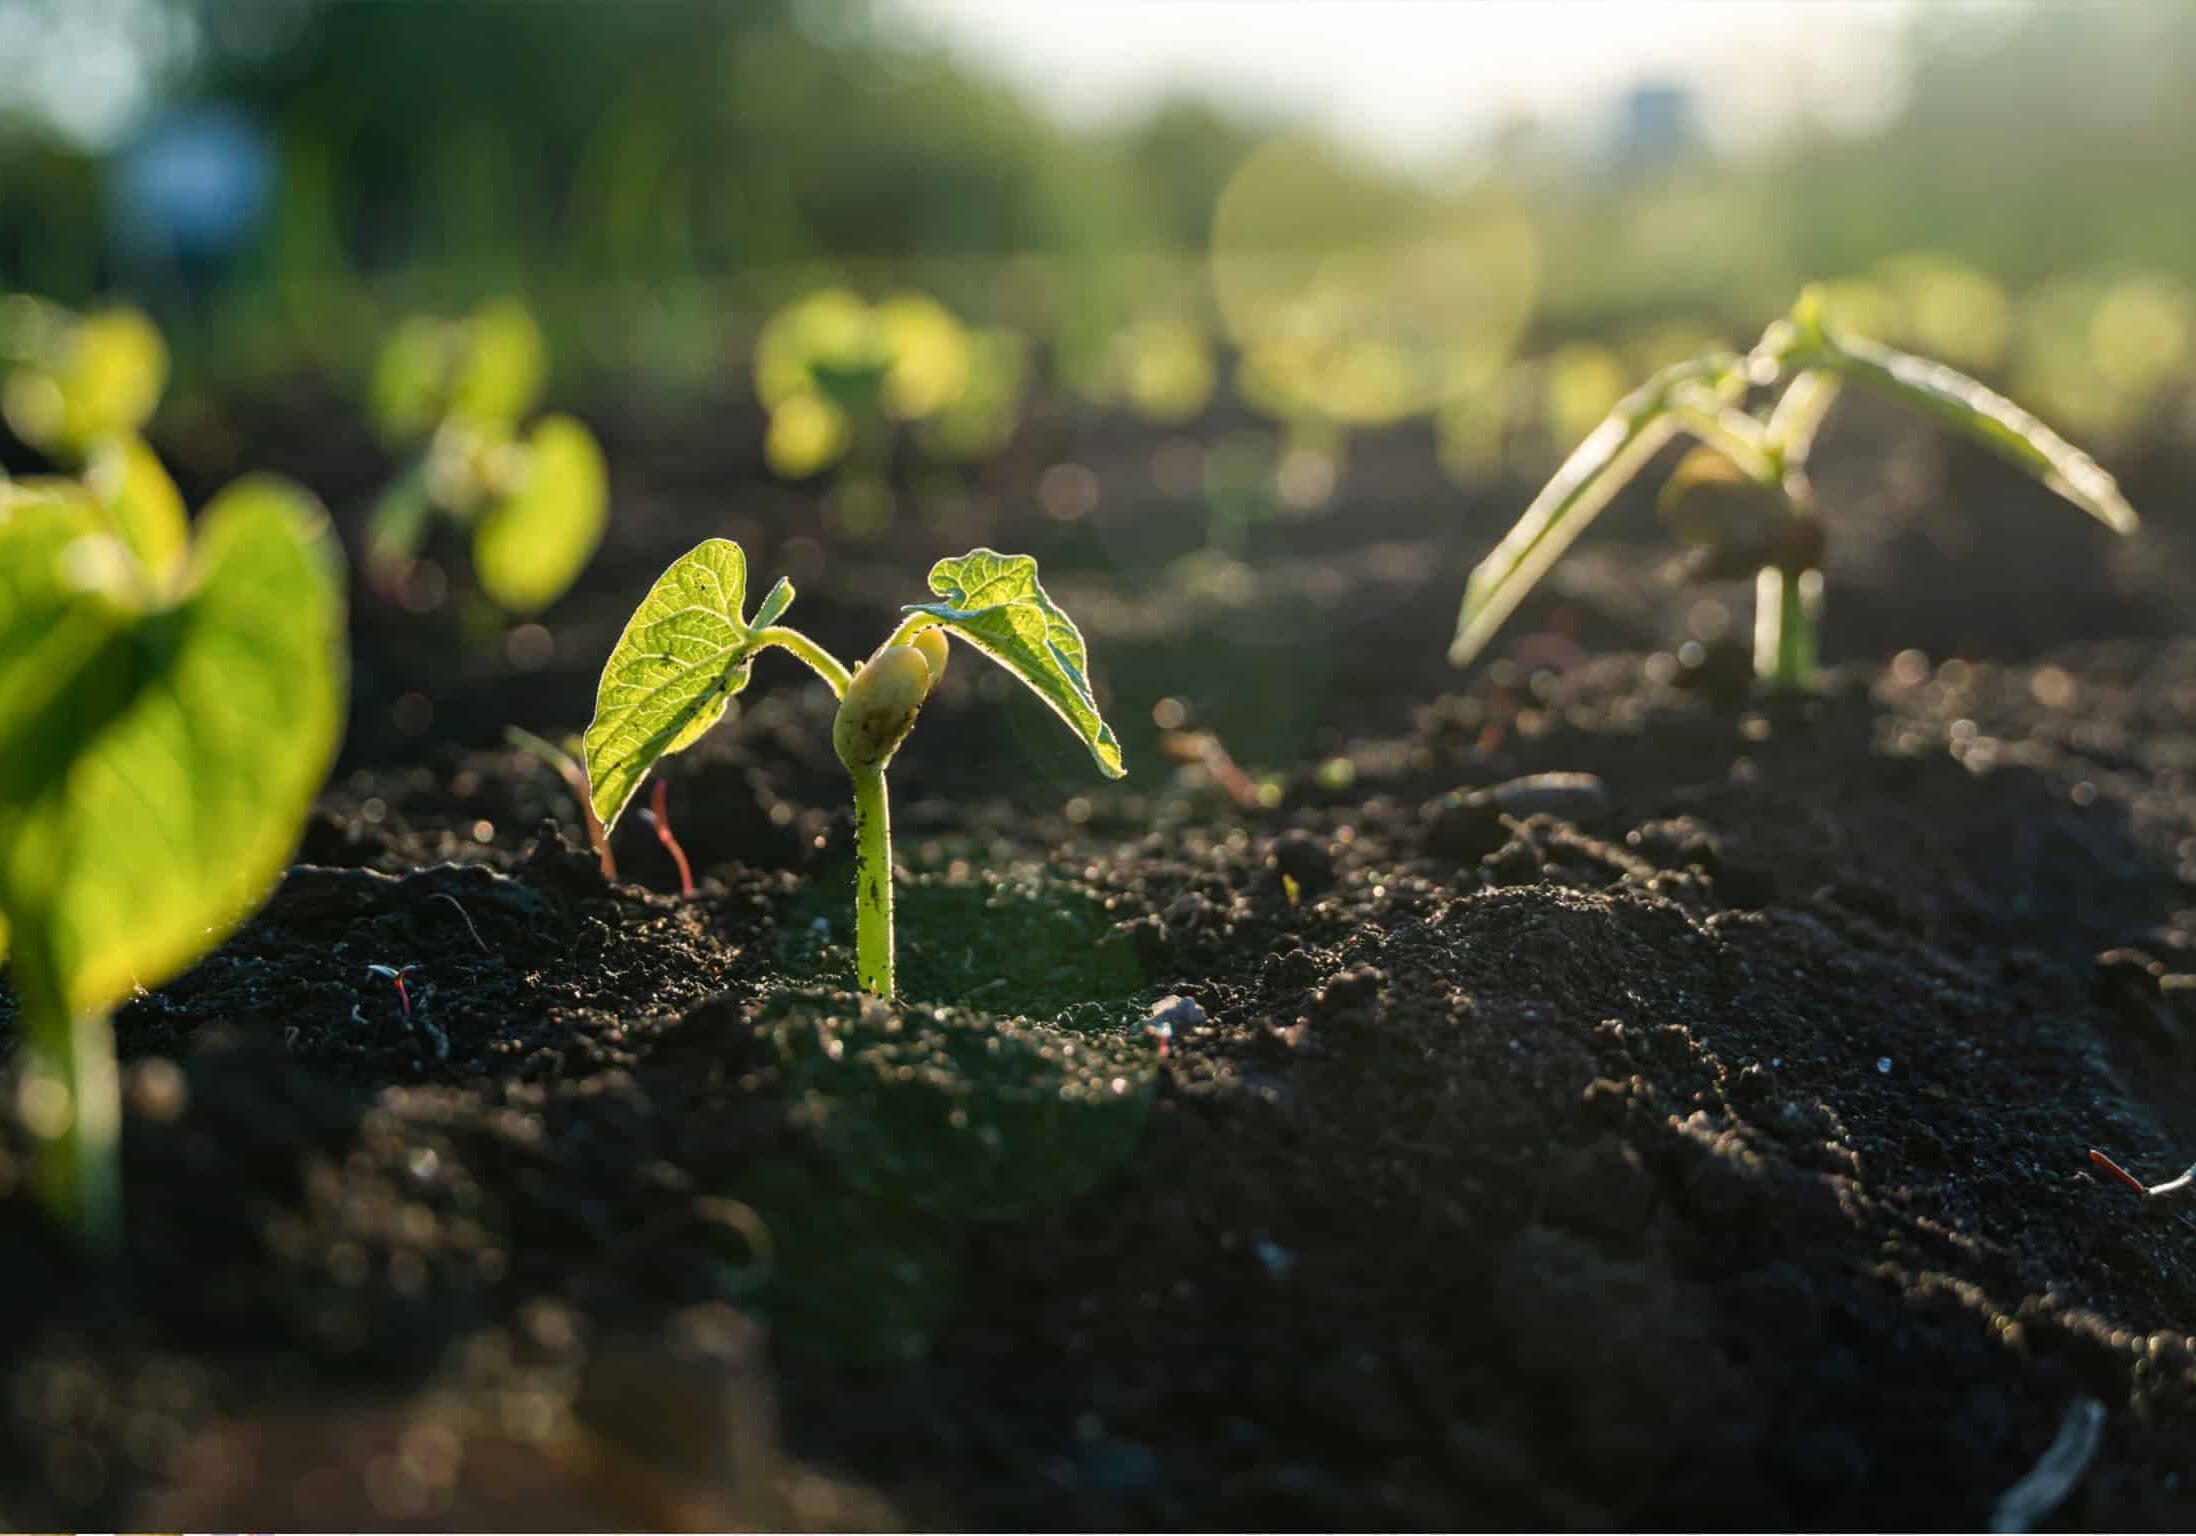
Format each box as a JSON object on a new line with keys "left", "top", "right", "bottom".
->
{"left": 1657, "top": 444, "right": 1791, "bottom": 551}
{"left": 833, "top": 645, "right": 932, "bottom": 774}
{"left": 910, "top": 627, "right": 950, "bottom": 695}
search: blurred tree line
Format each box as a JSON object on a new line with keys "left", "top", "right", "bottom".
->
{"left": 1515, "top": 3, "right": 2196, "bottom": 328}
{"left": 0, "top": 0, "right": 2191, "bottom": 383}
{"left": 0, "top": 0, "right": 1254, "bottom": 298}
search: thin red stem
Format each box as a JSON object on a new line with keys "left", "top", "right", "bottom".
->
{"left": 650, "top": 777, "right": 695, "bottom": 896}
{"left": 2089, "top": 1148, "right": 2151, "bottom": 1196}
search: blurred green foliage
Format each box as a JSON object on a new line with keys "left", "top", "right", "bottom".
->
{"left": 757, "top": 289, "right": 967, "bottom": 472}
{"left": 0, "top": 295, "right": 168, "bottom": 462}
{"left": 751, "top": 286, "right": 1035, "bottom": 537}
{"left": 364, "top": 299, "right": 607, "bottom": 617}
{"left": 0, "top": 469, "right": 346, "bottom": 1240}
{"left": 1, "top": 0, "right": 2196, "bottom": 456}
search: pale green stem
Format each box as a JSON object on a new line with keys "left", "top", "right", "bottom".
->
{"left": 1671, "top": 402, "right": 1777, "bottom": 483}
{"left": 506, "top": 726, "right": 616, "bottom": 880}
{"left": 753, "top": 626, "right": 852, "bottom": 698}
{"left": 849, "top": 766, "right": 895, "bottom": 996}
{"left": 876, "top": 610, "right": 943, "bottom": 657}
{"left": 1755, "top": 565, "right": 1823, "bottom": 690}
{"left": 1766, "top": 369, "right": 1842, "bottom": 468}
{"left": 19, "top": 973, "right": 121, "bottom": 1248}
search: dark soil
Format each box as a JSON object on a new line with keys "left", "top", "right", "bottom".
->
{"left": 6, "top": 383, "right": 2196, "bottom": 1529}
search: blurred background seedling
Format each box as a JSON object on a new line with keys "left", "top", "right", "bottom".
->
{"left": 365, "top": 298, "right": 609, "bottom": 622}
{"left": 0, "top": 473, "right": 346, "bottom": 1245}
{"left": 754, "top": 288, "right": 1023, "bottom": 538}
{"left": 1451, "top": 286, "right": 2138, "bottom": 691}
{"left": 0, "top": 294, "right": 199, "bottom": 601}
{"left": 0, "top": 293, "right": 168, "bottom": 465}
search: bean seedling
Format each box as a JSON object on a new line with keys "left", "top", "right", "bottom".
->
{"left": 583, "top": 543, "right": 1122, "bottom": 997}
{"left": 1450, "top": 286, "right": 2138, "bottom": 689}
{"left": 365, "top": 299, "right": 608, "bottom": 617}
{"left": 0, "top": 292, "right": 167, "bottom": 463}
{"left": 1, "top": 293, "right": 199, "bottom": 584}
{"left": 753, "top": 290, "right": 1017, "bottom": 535}
{"left": 0, "top": 472, "right": 346, "bottom": 1244}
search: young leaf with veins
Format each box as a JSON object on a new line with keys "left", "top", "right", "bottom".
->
{"left": 584, "top": 542, "right": 1122, "bottom": 998}
{"left": 1450, "top": 286, "right": 2137, "bottom": 690}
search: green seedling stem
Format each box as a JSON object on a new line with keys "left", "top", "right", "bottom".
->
{"left": 1451, "top": 287, "right": 2136, "bottom": 691}
{"left": 12, "top": 952, "right": 121, "bottom": 1247}
{"left": 752, "top": 625, "right": 853, "bottom": 694}
{"left": 832, "top": 632, "right": 941, "bottom": 994}
{"left": 849, "top": 741, "right": 898, "bottom": 992}
{"left": 583, "top": 544, "right": 1122, "bottom": 1000}
{"left": 1755, "top": 566, "right": 1824, "bottom": 692}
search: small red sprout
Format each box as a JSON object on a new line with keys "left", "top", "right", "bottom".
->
{"left": 2089, "top": 1148, "right": 2196, "bottom": 1200}
{"left": 641, "top": 777, "right": 695, "bottom": 896}
{"left": 366, "top": 962, "right": 418, "bottom": 1020}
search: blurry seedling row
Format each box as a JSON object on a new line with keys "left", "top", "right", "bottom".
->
{"left": 751, "top": 288, "right": 1034, "bottom": 538}
{"left": 0, "top": 255, "right": 2179, "bottom": 1244}
{"left": 738, "top": 254, "right": 2196, "bottom": 540}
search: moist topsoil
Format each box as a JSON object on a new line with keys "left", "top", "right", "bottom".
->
{"left": 4, "top": 381, "right": 2196, "bottom": 1529}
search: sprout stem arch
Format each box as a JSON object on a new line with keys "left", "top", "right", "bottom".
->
{"left": 585, "top": 543, "right": 1122, "bottom": 999}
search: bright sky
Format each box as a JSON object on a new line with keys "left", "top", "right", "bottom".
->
{"left": 887, "top": 0, "right": 1927, "bottom": 166}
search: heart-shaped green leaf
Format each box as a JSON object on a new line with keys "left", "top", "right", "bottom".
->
{"left": 86, "top": 433, "right": 189, "bottom": 588}
{"left": 369, "top": 315, "right": 453, "bottom": 447}
{"left": 1806, "top": 331, "right": 2137, "bottom": 535}
{"left": 473, "top": 413, "right": 609, "bottom": 615}
{"left": 59, "top": 306, "right": 169, "bottom": 457}
{"left": 584, "top": 539, "right": 786, "bottom": 831}
{"left": 904, "top": 549, "right": 1124, "bottom": 778}
{"left": 448, "top": 299, "right": 547, "bottom": 428}
{"left": 0, "top": 474, "right": 346, "bottom": 1016}
{"left": 3, "top": 306, "right": 170, "bottom": 462}
{"left": 0, "top": 484, "right": 123, "bottom": 861}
